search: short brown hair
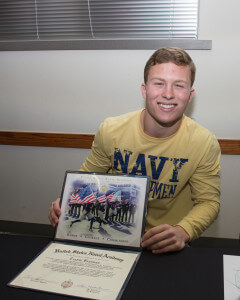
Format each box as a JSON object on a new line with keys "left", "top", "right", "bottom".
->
{"left": 144, "top": 47, "right": 196, "bottom": 86}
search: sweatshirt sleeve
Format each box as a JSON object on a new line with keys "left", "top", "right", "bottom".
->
{"left": 176, "top": 135, "right": 221, "bottom": 240}
{"left": 80, "top": 121, "right": 112, "bottom": 173}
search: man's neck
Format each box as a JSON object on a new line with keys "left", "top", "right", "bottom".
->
{"left": 140, "top": 109, "right": 183, "bottom": 138}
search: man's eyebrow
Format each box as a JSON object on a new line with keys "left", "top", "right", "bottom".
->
{"left": 150, "top": 78, "right": 188, "bottom": 83}
{"left": 149, "top": 77, "right": 164, "bottom": 81}
{"left": 175, "top": 79, "right": 188, "bottom": 84}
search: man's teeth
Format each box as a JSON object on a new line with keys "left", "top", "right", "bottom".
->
{"left": 159, "top": 104, "right": 175, "bottom": 108}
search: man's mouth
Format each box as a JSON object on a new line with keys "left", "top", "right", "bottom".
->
{"left": 159, "top": 103, "right": 175, "bottom": 109}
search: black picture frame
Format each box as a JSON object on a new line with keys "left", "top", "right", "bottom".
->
{"left": 55, "top": 171, "right": 150, "bottom": 251}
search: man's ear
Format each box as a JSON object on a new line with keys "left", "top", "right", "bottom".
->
{"left": 188, "top": 88, "right": 195, "bottom": 103}
{"left": 141, "top": 83, "right": 147, "bottom": 99}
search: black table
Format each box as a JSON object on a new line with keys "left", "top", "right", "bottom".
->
{"left": 1, "top": 234, "right": 239, "bottom": 300}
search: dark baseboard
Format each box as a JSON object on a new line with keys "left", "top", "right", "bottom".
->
{"left": 0, "top": 220, "right": 239, "bottom": 249}
{"left": 0, "top": 220, "right": 54, "bottom": 238}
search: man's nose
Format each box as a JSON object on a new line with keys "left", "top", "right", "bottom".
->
{"left": 162, "top": 86, "right": 174, "bottom": 100}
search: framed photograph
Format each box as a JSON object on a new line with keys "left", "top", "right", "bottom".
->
{"left": 55, "top": 171, "right": 150, "bottom": 251}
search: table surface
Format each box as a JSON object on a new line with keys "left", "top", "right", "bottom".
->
{"left": 1, "top": 234, "right": 240, "bottom": 300}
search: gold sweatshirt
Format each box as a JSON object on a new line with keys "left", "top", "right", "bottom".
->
{"left": 80, "top": 110, "right": 221, "bottom": 240}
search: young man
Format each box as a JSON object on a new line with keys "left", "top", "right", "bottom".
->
{"left": 48, "top": 47, "right": 221, "bottom": 254}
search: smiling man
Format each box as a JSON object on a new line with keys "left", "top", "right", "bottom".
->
{"left": 49, "top": 47, "right": 221, "bottom": 254}
{"left": 141, "top": 62, "right": 194, "bottom": 138}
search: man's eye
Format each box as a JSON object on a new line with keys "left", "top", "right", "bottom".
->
{"left": 155, "top": 82, "right": 163, "bottom": 86}
{"left": 176, "top": 84, "right": 184, "bottom": 88}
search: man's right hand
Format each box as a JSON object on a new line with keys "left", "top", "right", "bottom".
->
{"left": 48, "top": 198, "right": 61, "bottom": 227}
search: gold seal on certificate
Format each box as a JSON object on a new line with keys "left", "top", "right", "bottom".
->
{"left": 9, "top": 171, "right": 150, "bottom": 300}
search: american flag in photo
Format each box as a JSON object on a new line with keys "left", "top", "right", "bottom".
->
{"left": 97, "top": 193, "right": 107, "bottom": 203}
{"left": 81, "top": 185, "right": 96, "bottom": 204}
{"left": 107, "top": 192, "right": 115, "bottom": 202}
{"left": 76, "top": 186, "right": 88, "bottom": 204}
{"left": 112, "top": 190, "right": 121, "bottom": 202}
{"left": 69, "top": 192, "right": 81, "bottom": 204}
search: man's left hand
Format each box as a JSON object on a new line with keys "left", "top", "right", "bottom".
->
{"left": 141, "top": 224, "right": 190, "bottom": 254}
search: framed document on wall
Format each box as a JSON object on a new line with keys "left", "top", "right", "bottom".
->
{"left": 9, "top": 171, "right": 150, "bottom": 300}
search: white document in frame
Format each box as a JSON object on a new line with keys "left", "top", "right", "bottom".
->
{"left": 9, "top": 241, "right": 140, "bottom": 300}
{"left": 223, "top": 254, "right": 240, "bottom": 300}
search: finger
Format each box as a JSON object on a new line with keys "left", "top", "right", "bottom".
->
{"left": 142, "top": 230, "right": 169, "bottom": 248}
{"left": 48, "top": 199, "right": 61, "bottom": 227}
{"left": 151, "top": 235, "right": 186, "bottom": 253}
{"left": 141, "top": 231, "right": 154, "bottom": 243}
{"left": 48, "top": 208, "right": 58, "bottom": 227}
{"left": 142, "top": 224, "right": 170, "bottom": 242}
{"left": 52, "top": 199, "right": 61, "bottom": 217}
{"left": 55, "top": 197, "right": 60, "bottom": 206}
{"left": 145, "top": 236, "right": 174, "bottom": 251}
{"left": 141, "top": 229, "right": 160, "bottom": 244}
{"left": 48, "top": 210, "right": 56, "bottom": 227}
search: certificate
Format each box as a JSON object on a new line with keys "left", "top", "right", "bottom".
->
{"left": 9, "top": 171, "right": 149, "bottom": 299}
{"left": 9, "top": 242, "right": 140, "bottom": 300}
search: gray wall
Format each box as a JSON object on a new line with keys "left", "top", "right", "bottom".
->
{"left": 0, "top": 0, "right": 240, "bottom": 239}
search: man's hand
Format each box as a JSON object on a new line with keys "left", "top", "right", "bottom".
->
{"left": 141, "top": 224, "right": 190, "bottom": 254}
{"left": 48, "top": 198, "right": 61, "bottom": 227}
